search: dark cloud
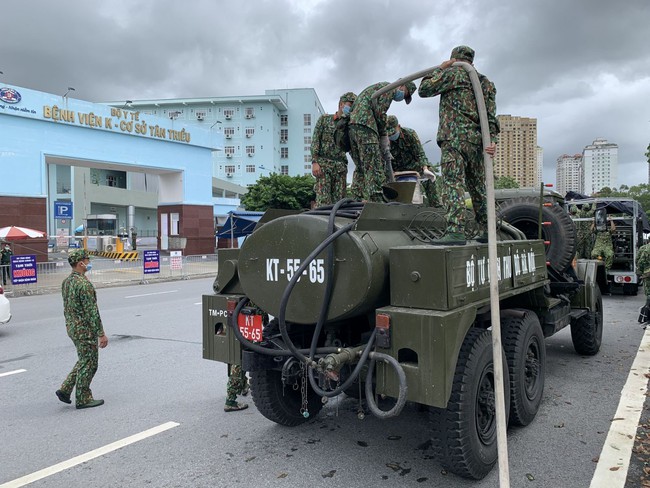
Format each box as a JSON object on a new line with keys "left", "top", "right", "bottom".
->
{"left": 3, "top": 0, "right": 649, "bottom": 188}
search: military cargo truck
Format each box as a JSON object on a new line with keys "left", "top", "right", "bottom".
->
{"left": 202, "top": 197, "right": 603, "bottom": 480}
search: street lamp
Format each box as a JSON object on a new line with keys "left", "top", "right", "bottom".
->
{"left": 122, "top": 100, "right": 133, "bottom": 109}
{"left": 63, "top": 87, "right": 75, "bottom": 98}
{"left": 210, "top": 120, "right": 222, "bottom": 129}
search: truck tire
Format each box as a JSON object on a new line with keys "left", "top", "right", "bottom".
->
{"left": 250, "top": 369, "right": 323, "bottom": 427}
{"left": 501, "top": 310, "right": 546, "bottom": 426}
{"left": 570, "top": 287, "right": 603, "bottom": 355}
{"left": 498, "top": 197, "right": 576, "bottom": 272}
{"left": 430, "top": 328, "right": 510, "bottom": 480}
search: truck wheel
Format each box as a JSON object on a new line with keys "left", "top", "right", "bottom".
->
{"left": 250, "top": 369, "right": 323, "bottom": 427}
{"left": 498, "top": 197, "right": 576, "bottom": 273}
{"left": 501, "top": 311, "right": 546, "bottom": 426}
{"left": 430, "top": 328, "right": 510, "bottom": 480}
{"left": 570, "top": 287, "right": 603, "bottom": 355}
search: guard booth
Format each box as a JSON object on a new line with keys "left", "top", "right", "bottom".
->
{"left": 83, "top": 214, "right": 124, "bottom": 253}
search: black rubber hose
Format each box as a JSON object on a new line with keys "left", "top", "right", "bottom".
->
{"left": 364, "top": 351, "right": 408, "bottom": 418}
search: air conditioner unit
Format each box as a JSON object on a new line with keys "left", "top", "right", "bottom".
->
{"left": 104, "top": 244, "right": 114, "bottom": 252}
{"left": 226, "top": 173, "right": 233, "bottom": 178}
{"left": 248, "top": 153, "right": 254, "bottom": 157}
{"left": 226, "top": 153, "right": 232, "bottom": 158}
{"left": 245, "top": 114, "right": 253, "bottom": 119}
{"left": 225, "top": 114, "right": 232, "bottom": 120}
{"left": 246, "top": 134, "right": 252, "bottom": 138}
{"left": 196, "top": 114, "right": 205, "bottom": 120}
{"left": 225, "top": 134, "right": 232, "bottom": 139}
{"left": 280, "top": 139, "right": 287, "bottom": 143}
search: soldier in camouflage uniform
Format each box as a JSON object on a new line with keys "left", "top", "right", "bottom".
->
{"left": 571, "top": 204, "right": 595, "bottom": 259}
{"left": 636, "top": 241, "right": 650, "bottom": 323}
{"left": 386, "top": 115, "right": 439, "bottom": 207}
{"left": 348, "top": 81, "right": 417, "bottom": 202}
{"left": 311, "top": 92, "right": 357, "bottom": 206}
{"left": 591, "top": 218, "right": 615, "bottom": 269}
{"left": 224, "top": 364, "right": 249, "bottom": 412}
{"left": 418, "top": 45, "right": 499, "bottom": 244}
{"left": 56, "top": 249, "right": 108, "bottom": 409}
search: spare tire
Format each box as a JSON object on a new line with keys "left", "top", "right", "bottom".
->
{"left": 498, "top": 197, "right": 576, "bottom": 272}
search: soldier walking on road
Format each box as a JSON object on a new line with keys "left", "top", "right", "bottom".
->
{"left": 418, "top": 45, "right": 500, "bottom": 244}
{"left": 348, "top": 81, "right": 416, "bottom": 202}
{"left": 311, "top": 92, "right": 357, "bottom": 206}
{"left": 637, "top": 241, "right": 650, "bottom": 323}
{"left": 224, "top": 364, "right": 249, "bottom": 412}
{"left": 56, "top": 249, "right": 108, "bottom": 409}
{"left": 386, "top": 115, "right": 439, "bottom": 207}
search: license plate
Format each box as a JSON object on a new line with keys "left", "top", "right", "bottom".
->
{"left": 237, "top": 313, "right": 263, "bottom": 342}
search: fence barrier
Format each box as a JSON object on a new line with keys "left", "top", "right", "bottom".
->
{"left": 1, "top": 254, "right": 218, "bottom": 297}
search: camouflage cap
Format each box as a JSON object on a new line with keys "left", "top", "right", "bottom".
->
{"left": 404, "top": 81, "right": 417, "bottom": 105}
{"left": 386, "top": 115, "right": 399, "bottom": 135}
{"left": 68, "top": 248, "right": 90, "bottom": 266}
{"left": 339, "top": 92, "right": 357, "bottom": 104}
{"left": 451, "top": 45, "right": 475, "bottom": 63}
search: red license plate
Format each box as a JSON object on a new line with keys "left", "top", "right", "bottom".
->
{"left": 237, "top": 313, "right": 263, "bottom": 342}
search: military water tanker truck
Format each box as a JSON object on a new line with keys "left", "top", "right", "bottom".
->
{"left": 202, "top": 197, "right": 604, "bottom": 480}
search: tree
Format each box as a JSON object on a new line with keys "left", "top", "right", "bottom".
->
{"left": 241, "top": 173, "right": 315, "bottom": 211}
{"left": 494, "top": 175, "right": 520, "bottom": 189}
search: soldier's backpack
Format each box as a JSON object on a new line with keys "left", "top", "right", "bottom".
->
{"left": 333, "top": 115, "right": 351, "bottom": 153}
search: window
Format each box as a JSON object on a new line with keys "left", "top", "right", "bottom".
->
{"left": 170, "top": 213, "right": 180, "bottom": 236}
{"left": 245, "top": 127, "right": 255, "bottom": 138}
{"left": 281, "top": 165, "right": 289, "bottom": 175}
{"left": 224, "top": 108, "right": 235, "bottom": 119}
{"left": 304, "top": 128, "right": 311, "bottom": 134}
{"left": 246, "top": 165, "right": 255, "bottom": 173}
{"left": 304, "top": 146, "right": 310, "bottom": 152}
{"left": 304, "top": 155, "right": 311, "bottom": 163}
{"left": 280, "top": 129, "right": 288, "bottom": 142}
{"left": 304, "top": 136, "right": 312, "bottom": 145}
{"left": 246, "top": 145, "right": 255, "bottom": 156}
{"left": 225, "top": 146, "right": 235, "bottom": 156}
{"left": 304, "top": 164, "right": 311, "bottom": 170}
{"left": 281, "top": 148, "right": 288, "bottom": 159}
{"left": 195, "top": 110, "right": 206, "bottom": 120}
{"left": 224, "top": 127, "right": 235, "bottom": 138}
{"left": 245, "top": 107, "right": 255, "bottom": 118}
{"left": 224, "top": 165, "right": 236, "bottom": 174}
{"left": 304, "top": 114, "right": 311, "bottom": 126}
{"left": 280, "top": 114, "right": 288, "bottom": 126}
{"left": 106, "top": 175, "right": 117, "bottom": 187}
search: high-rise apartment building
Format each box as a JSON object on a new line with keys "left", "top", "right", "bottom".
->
{"left": 582, "top": 138, "right": 618, "bottom": 195}
{"left": 493, "top": 115, "right": 538, "bottom": 187}
{"left": 536, "top": 146, "right": 544, "bottom": 186}
{"left": 555, "top": 154, "right": 583, "bottom": 196}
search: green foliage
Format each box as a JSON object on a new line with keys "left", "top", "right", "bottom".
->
{"left": 494, "top": 175, "right": 520, "bottom": 189}
{"left": 593, "top": 183, "right": 650, "bottom": 215}
{"left": 241, "top": 173, "right": 315, "bottom": 211}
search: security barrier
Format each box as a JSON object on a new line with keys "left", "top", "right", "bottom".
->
{"left": 87, "top": 251, "right": 139, "bottom": 261}
{"left": 1, "top": 254, "right": 218, "bottom": 296}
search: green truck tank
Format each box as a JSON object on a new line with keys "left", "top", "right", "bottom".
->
{"left": 202, "top": 198, "right": 603, "bottom": 480}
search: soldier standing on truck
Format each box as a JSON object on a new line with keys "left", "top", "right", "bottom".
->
{"left": 311, "top": 92, "right": 357, "bottom": 207}
{"left": 571, "top": 204, "right": 595, "bottom": 259}
{"left": 386, "top": 115, "right": 439, "bottom": 207}
{"left": 591, "top": 219, "right": 615, "bottom": 269}
{"left": 348, "top": 81, "right": 417, "bottom": 202}
{"left": 418, "top": 45, "right": 499, "bottom": 245}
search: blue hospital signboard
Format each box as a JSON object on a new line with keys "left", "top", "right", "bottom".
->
{"left": 11, "top": 255, "right": 37, "bottom": 285}
{"left": 143, "top": 250, "right": 160, "bottom": 274}
{"left": 54, "top": 201, "right": 73, "bottom": 219}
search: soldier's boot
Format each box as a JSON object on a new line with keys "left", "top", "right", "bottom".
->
{"left": 241, "top": 381, "right": 250, "bottom": 396}
{"left": 55, "top": 389, "right": 72, "bottom": 404}
{"left": 639, "top": 297, "right": 650, "bottom": 324}
{"left": 430, "top": 232, "right": 466, "bottom": 246}
{"left": 224, "top": 401, "right": 249, "bottom": 412}
{"left": 76, "top": 399, "right": 104, "bottom": 409}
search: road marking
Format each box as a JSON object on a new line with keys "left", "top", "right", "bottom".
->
{"left": 590, "top": 327, "right": 650, "bottom": 488}
{"left": 0, "top": 369, "right": 26, "bottom": 378}
{"left": 194, "top": 302, "right": 202, "bottom": 305}
{"left": 124, "top": 290, "right": 178, "bottom": 299}
{"left": 0, "top": 421, "right": 179, "bottom": 488}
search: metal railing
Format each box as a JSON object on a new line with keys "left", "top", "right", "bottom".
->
{"left": 1, "top": 254, "right": 218, "bottom": 296}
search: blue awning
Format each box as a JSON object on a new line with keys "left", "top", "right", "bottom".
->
{"left": 216, "top": 211, "right": 264, "bottom": 238}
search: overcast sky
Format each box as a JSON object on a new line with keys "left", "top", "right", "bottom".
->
{"left": 3, "top": 0, "right": 649, "bottom": 189}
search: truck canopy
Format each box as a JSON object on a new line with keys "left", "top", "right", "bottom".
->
{"left": 565, "top": 191, "right": 650, "bottom": 233}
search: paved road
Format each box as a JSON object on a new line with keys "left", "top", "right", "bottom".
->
{"left": 0, "top": 278, "right": 646, "bottom": 487}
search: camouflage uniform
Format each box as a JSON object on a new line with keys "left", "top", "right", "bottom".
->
{"left": 225, "top": 364, "right": 248, "bottom": 405}
{"left": 311, "top": 92, "right": 356, "bottom": 206}
{"left": 1, "top": 244, "right": 13, "bottom": 285}
{"left": 418, "top": 45, "right": 499, "bottom": 234}
{"left": 591, "top": 229, "right": 614, "bottom": 269}
{"left": 349, "top": 81, "right": 416, "bottom": 202}
{"left": 637, "top": 242, "right": 650, "bottom": 296}
{"left": 386, "top": 116, "right": 439, "bottom": 207}
{"left": 59, "top": 250, "right": 105, "bottom": 405}
{"left": 574, "top": 204, "right": 595, "bottom": 259}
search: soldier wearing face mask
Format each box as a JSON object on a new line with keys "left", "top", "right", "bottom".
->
{"left": 311, "top": 92, "right": 357, "bottom": 206}
{"left": 0, "top": 243, "right": 13, "bottom": 285}
{"left": 386, "top": 115, "right": 439, "bottom": 207}
{"left": 56, "top": 249, "right": 108, "bottom": 409}
{"left": 348, "top": 81, "right": 417, "bottom": 202}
